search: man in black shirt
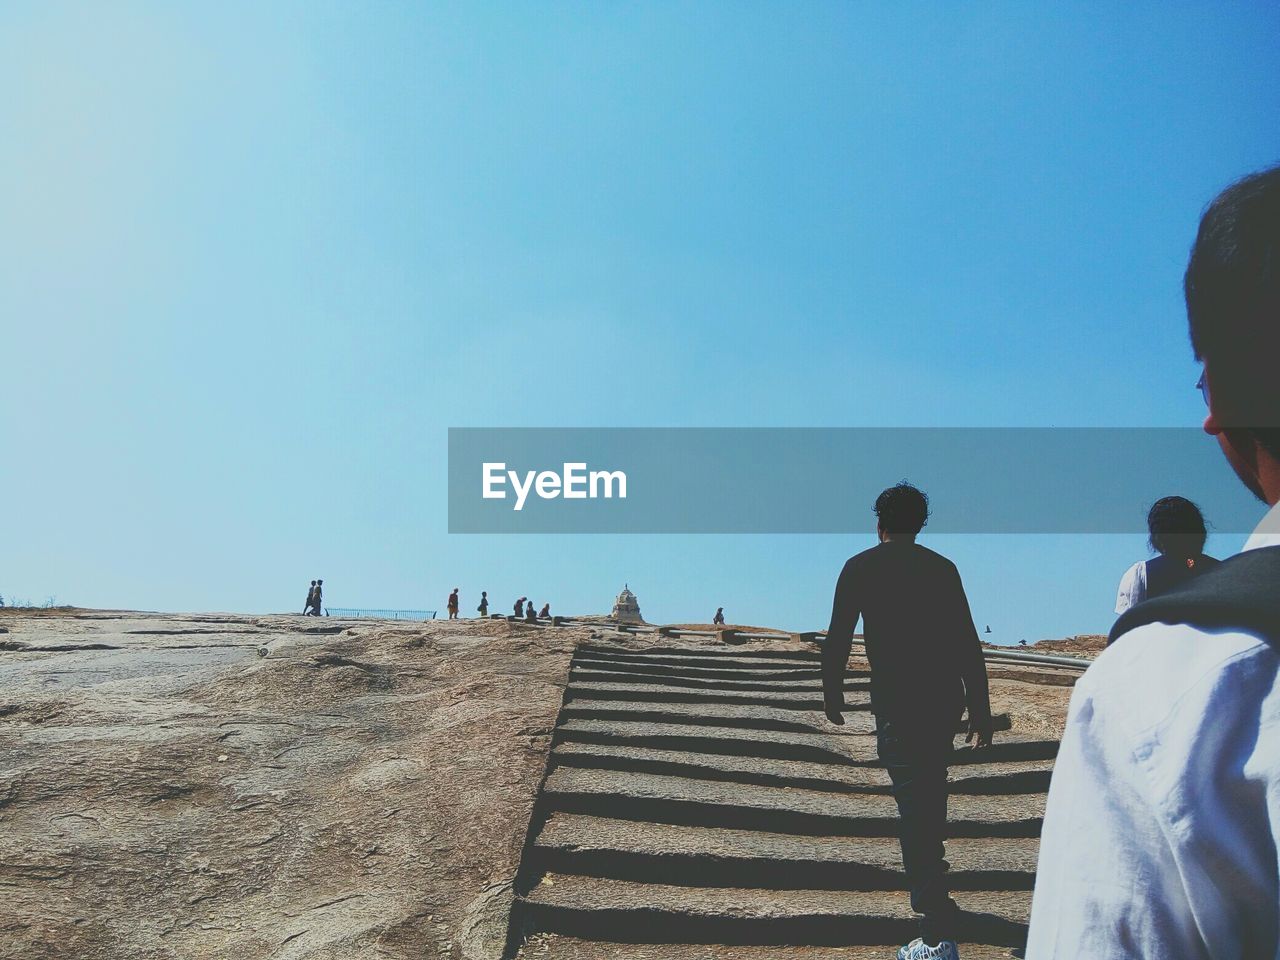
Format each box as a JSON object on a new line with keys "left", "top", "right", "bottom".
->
{"left": 822, "top": 482, "right": 993, "bottom": 960}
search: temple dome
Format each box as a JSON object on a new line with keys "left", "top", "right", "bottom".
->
{"left": 611, "top": 583, "right": 643, "bottom": 623}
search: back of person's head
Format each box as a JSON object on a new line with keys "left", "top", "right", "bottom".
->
{"left": 1185, "top": 164, "right": 1280, "bottom": 447}
{"left": 874, "top": 481, "right": 929, "bottom": 535}
{"left": 317, "top": 579, "right": 323, "bottom": 585}
{"left": 1147, "top": 495, "right": 1209, "bottom": 560}
{"left": 310, "top": 580, "right": 316, "bottom": 585}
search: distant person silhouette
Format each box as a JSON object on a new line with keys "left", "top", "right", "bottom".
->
{"left": 713, "top": 607, "right": 725, "bottom": 626}
{"left": 447, "top": 588, "right": 460, "bottom": 620}
{"left": 477, "top": 591, "right": 488, "bottom": 617}
{"left": 538, "top": 603, "right": 551, "bottom": 619}
{"left": 303, "top": 580, "right": 317, "bottom": 615}
{"left": 1113, "top": 496, "right": 1220, "bottom": 621}
{"left": 525, "top": 601, "right": 538, "bottom": 623}
{"left": 822, "top": 482, "right": 992, "bottom": 959}
{"left": 310, "top": 579, "right": 324, "bottom": 616}
{"left": 514, "top": 597, "right": 525, "bottom": 618}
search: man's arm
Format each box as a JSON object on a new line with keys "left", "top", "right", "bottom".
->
{"left": 950, "top": 565, "right": 992, "bottom": 745}
{"left": 821, "top": 558, "right": 860, "bottom": 725}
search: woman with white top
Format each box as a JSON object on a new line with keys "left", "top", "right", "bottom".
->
{"left": 1114, "top": 496, "right": 1219, "bottom": 615}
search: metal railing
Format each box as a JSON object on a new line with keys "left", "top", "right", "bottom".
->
{"left": 323, "top": 607, "right": 438, "bottom": 621}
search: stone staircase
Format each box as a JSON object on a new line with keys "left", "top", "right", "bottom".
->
{"left": 508, "top": 642, "right": 1055, "bottom": 959}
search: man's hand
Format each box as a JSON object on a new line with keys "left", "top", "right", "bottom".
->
{"left": 965, "top": 715, "right": 993, "bottom": 749}
{"left": 824, "top": 703, "right": 846, "bottom": 726}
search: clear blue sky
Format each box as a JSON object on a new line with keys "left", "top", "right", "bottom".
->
{"left": 2, "top": 2, "right": 1278, "bottom": 641}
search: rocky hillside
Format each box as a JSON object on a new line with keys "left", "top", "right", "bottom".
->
{"left": 0, "top": 610, "right": 583, "bottom": 960}
{"left": 0, "top": 611, "right": 1075, "bottom": 960}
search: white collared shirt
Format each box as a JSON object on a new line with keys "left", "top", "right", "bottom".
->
{"left": 1114, "top": 560, "right": 1148, "bottom": 614}
{"left": 1027, "top": 501, "right": 1280, "bottom": 960}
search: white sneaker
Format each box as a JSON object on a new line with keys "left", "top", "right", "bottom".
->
{"left": 896, "top": 938, "right": 959, "bottom": 960}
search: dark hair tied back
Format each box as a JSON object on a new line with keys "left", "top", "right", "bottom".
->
{"left": 1147, "top": 495, "right": 1208, "bottom": 559}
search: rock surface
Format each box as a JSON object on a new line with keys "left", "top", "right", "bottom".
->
{"left": 0, "top": 610, "right": 582, "bottom": 960}
{"left": 0, "top": 612, "right": 1074, "bottom": 960}
{"left": 509, "top": 640, "right": 1074, "bottom": 960}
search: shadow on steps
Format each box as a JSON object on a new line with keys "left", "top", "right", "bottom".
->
{"left": 527, "top": 849, "right": 1036, "bottom": 893}
{"left": 555, "top": 728, "right": 1059, "bottom": 769}
{"left": 559, "top": 706, "right": 835, "bottom": 735}
{"left": 567, "top": 685, "right": 861, "bottom": 712}
{"left": 573, "top": 656, "right": 835, "bottom": 682}
{"left": 570, "top": 667, "right": 871, "bottom": 693}
{"left": 551, "top": 750, "right": 1052, "bottom": 797}
{"left": 542, "top": 790, "right": 1043, "bottom": 839}
{"left": 513, "top": 901, "right": 1029, "bottom": 949}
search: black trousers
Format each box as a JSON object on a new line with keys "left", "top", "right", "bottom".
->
{"left": 877, "top": 718, "right": 960, "bottom": 945}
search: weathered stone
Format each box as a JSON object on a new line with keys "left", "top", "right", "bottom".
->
{"left": 509, "top": 642, "right": 1063, "bottom": 958}
{"left": 0, "top": 609, "right": 581, "bottom": 960}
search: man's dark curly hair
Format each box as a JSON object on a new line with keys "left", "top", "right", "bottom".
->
{"left": 1147, "top": 495, "right": 1208, "bottom": 559}
{"left": 874, "top": 481, "right": 929, "bottom": 536}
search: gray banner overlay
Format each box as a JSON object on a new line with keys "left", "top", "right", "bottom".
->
{"left": 448, "top": 428, "right": 1260, "bottom": 534}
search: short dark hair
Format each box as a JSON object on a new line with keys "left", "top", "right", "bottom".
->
{"left": 874, "top": 481, "right": 929, "bottom": 535}
{"left": 1147, "top": 495, "right": 1208, "bottom": 559}
{"left": 1185, "top": 164, "right": 1280, "bottom": 451}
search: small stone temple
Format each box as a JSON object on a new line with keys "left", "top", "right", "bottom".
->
{"left": 611, "top": 584, "right": 643, "bottom": 623}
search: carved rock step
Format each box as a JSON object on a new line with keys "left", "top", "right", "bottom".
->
{"left": 507, "top": 644, "right": 1047, "bottom": 958}
{"left": 567, "top": 679, "right": 861, "bottom": 712}
{"left": 559, "top": 703, "right": 871, "bottom": 739}
{"left": 551, "top": 741, "right": 1055, "bottom": 797}
{"left": 555, "top": 716, "right": 875, "bottom": 757}
{"left": 531, "top": 813, "right": 1041, "bottom": 891}
{"left": 541, "top": 767, "right": 1045, "bottom": 838}
{"left": 559, "top": 698, "right": 1013, "bottom": 739}
{"left": 556, "top": 718, "right": 1059, "bottom": 770}
{"left": 516, "top": 875, "right": 1031, "bottom": 948}
{"left": 515, "top": 934, "right": 1024, "bottom": 960}
{"left": 578, "top": 644, "right": 823, "bottom": 664}
{"left": 570, "top": 664, "right": 868, "bottom": 692}
{"left": 574, "top": 656, "right": 833, "bottom": 682}
{"left": 577, "top": 653, "right": 846, "bottom": 675}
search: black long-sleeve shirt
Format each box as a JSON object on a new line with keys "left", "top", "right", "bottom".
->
{"left": 821, "top": 540, "right": 991, "bottom": 730}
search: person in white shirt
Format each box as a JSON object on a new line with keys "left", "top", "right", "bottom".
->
{"left": 1028, "top": 164, "right": 1280, "bottom": 958}
{"left": 1113, "top": 496, "right": 1219, "bottom": 616}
